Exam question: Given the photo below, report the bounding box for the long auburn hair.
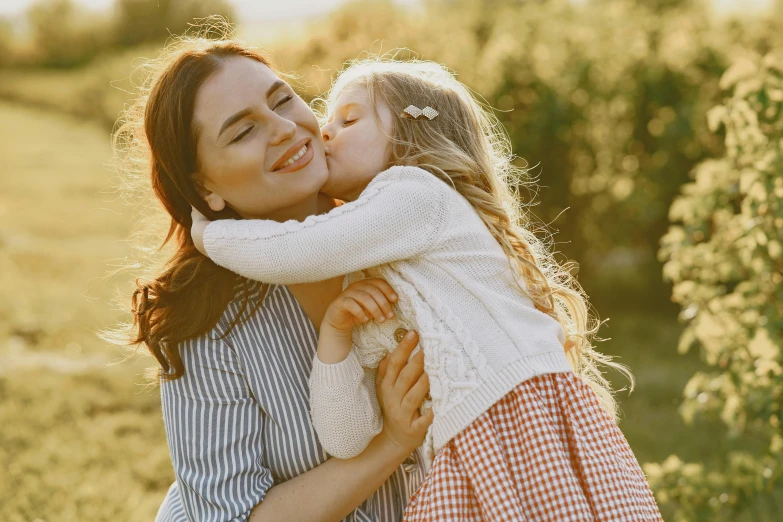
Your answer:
[111,31,271,380]
[322,58,633,420]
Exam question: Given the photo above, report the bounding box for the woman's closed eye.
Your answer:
[343,118,357,126]
[231,126,254,144]
[230,95,294,144]
[274,95,293,110]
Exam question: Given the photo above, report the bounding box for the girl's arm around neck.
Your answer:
[202,166,450,284]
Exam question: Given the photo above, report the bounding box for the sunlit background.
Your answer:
[1,0,781,520]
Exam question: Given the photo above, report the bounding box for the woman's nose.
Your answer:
[269,115,297,145]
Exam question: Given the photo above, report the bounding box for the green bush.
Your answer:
[114,0,235,47]
[650,52,783,521]
[26,0,113,67]
[16,0,235,67]
[274,0,783,305]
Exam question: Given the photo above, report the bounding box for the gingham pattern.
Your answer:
[403,372,663,521]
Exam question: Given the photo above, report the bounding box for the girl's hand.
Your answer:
[191,206,210,256]
[322,279,398,333]
[376,330,433,453]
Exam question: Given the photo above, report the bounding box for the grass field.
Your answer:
[0,101,172,521]
[0,98,767,521]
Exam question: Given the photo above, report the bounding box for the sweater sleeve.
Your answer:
[308,348,383,459]
[202,166,450,284]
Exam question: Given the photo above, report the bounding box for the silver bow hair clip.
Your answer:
[402,105,439,120]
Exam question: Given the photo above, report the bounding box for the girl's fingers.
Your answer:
[342,298,369,323]
[351,290,386,322]
[358,283,396,320]
[365,279,398,304]
[191,206,208,223]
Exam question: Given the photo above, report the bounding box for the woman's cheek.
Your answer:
[239,139,266,168]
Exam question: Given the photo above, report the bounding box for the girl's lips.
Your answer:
[273,139,313,173]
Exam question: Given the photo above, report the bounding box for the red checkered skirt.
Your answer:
[403,372,662,521]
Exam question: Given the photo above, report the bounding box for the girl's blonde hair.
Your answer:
[322,57,633,420]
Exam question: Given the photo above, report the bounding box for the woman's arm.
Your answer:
[163,326,430,522]
[196,166,450,284]
[250,331,432,522]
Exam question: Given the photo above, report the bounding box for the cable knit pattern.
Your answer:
[203,166,574,460]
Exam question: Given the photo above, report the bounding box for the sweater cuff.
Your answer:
[202,220,228,261]
[310,348,364,388]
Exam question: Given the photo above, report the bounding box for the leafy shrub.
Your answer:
[650,51,783,521]
[275,0,783,305]
[26,0,113,67]
[18,0,235,67]
[114,0,235,47]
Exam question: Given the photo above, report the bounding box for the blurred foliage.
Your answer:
[0,45,159,128]
[114,0,235,47]
[649,52,783,520]
[26,0,113,67]
[4,0,783,305]
[273,0,783,307]
[13,0,234,67]
[0,19,13,67]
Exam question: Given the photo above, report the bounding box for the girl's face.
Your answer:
[320,84,394,201]
[193,57,329,221]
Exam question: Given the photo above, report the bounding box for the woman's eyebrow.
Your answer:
[218,108,252,138]
[217,80,287,139]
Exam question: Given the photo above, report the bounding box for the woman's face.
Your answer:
[320,84,394,201]
[193,57,328,221]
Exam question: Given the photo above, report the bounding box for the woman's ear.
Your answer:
[204,192,226,212]
[195,175,226,212]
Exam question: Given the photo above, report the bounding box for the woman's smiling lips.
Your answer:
[271,138,314,173]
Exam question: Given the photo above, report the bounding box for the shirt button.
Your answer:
[394,328,408,343]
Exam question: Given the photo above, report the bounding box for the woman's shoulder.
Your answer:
[179,281,273,354]
[162,283,274,391]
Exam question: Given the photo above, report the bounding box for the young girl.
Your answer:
[192,59,662,521]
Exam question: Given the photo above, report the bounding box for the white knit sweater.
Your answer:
[203,166,573,461]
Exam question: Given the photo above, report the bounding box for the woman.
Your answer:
[117,35,432,521]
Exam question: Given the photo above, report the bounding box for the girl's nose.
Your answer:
[321,123,334,142]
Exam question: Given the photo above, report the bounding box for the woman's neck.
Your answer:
[246,193,336,223]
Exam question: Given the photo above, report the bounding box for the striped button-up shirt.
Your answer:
[155,283,425,522]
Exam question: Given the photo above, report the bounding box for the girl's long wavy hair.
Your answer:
[322,58,633,420]
[110,29,269,381]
